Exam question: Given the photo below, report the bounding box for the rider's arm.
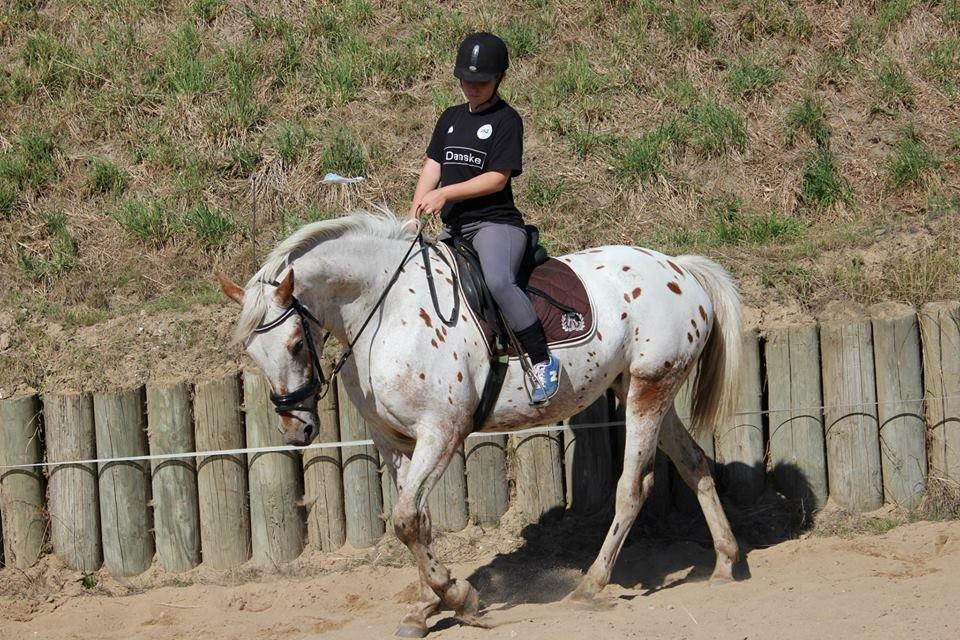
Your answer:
[437,170,509,201]
[409,158,441,219]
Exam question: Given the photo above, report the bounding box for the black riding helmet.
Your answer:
[454,32,509,82]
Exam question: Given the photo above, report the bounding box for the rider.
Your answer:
[408,32,561,405]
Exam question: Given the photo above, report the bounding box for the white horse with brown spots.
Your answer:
[218,211,742,638]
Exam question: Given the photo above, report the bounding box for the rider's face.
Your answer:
[460,78,498,108]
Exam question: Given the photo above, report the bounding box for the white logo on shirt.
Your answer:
[477,124,493,140]
[447,126,454,133]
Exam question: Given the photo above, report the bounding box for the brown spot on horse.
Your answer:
[597,331,603,342]
[457,372,463,382]
[596,265,605,270]
[687,332,693,342]
[419,372,426,380]
[632,287,642,299]
[667,260,684,277]
[699,305,708,321]
[621,312,628,320]
[419,307,433,328]
[431,339,438,349]
[623,293,631,303]
[435,328,445,343]
[667,282,682,294]
[622,265,631,271]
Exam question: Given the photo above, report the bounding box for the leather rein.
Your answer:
[251,229,458,415]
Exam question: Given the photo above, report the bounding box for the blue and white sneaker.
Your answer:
[529,354,561,405]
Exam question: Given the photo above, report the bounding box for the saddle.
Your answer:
[430,226,595,428]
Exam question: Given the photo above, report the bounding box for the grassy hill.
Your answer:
[0,0,958,391]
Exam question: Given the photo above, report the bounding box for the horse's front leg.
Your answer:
[392,429,480,638]
[378,445,441,636]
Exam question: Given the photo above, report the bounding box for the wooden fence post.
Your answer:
[427,445,468,533]
[44,392,102,571]
[564,394,612,515]
[93,388,154,577]
[820,305,883,512]
[146,382,200,572]
[195,375,251,568]
[338,385,384,547]
[302,379,346,551]
[919,301,960,482]
[511,429,564,524]
[465,434,508,526]
[765,324,828,511]
[243,371,305,565]
[871,303,926,507]
[715,329,765,505]
[0,395,45,569]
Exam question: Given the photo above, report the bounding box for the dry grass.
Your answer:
[0,1,958,390]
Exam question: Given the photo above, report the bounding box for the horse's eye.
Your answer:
[291,339,304,354]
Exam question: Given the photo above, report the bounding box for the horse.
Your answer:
[217,210,743,638]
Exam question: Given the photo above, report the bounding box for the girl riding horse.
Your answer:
[408,32,560,405]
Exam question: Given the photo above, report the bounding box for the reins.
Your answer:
[253,226,458,414]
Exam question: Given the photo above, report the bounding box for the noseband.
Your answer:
[251,228,455,416]
[252,294,337,414]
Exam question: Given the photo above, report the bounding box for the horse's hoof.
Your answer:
[566,581,599,605]
[709,572,735,586]
[395,622,429,638]
[453,581,480,618]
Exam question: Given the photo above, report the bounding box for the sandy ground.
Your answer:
[2,518,959,640]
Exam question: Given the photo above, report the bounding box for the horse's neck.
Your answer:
[294,234,407,347]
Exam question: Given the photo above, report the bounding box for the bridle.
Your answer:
[251,226,457,416]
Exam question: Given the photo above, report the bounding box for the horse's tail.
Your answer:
[674,255,743,435]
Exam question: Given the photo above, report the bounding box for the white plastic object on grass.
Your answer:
[322,172,364,184]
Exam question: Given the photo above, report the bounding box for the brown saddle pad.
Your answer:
[441,244,596,357]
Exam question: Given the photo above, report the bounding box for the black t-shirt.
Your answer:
[426,99,524,229]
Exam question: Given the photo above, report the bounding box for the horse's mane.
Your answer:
[233,209,412,343]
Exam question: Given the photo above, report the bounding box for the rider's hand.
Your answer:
[415,188,447,216]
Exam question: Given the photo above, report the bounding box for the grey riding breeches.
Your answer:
[442,222,539,331]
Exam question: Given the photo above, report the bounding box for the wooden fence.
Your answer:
[0,302,958,574]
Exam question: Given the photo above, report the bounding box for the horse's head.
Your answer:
[218,269,320,447]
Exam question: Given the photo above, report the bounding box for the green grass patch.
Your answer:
[523,172,565,206]
[874,57,914,109]
[656,78,701,112]
[726,58,781,99]
[662,6,715,50]
[17,209,78,280]
[159,22,209,95]
[921,38,960,96]
[687,98,747,157]
[613,121,683,183]
[944,0,960,25]
[545,47,609,103]
[111,196,178,246]
[190,0,225,23]
[785,95,830,147]
[320,129,366,177]
[886,126,939,191]
[737,0,812,41]
[0,126,59,204]
[21,30,76,94]
[182,201,235,248]
[800,149,851,210]
[88,159,128,196]
[274,124,315,166]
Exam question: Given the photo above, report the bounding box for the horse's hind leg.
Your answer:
[569,375,666,601]
[658,408,739,583]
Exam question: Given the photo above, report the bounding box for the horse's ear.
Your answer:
[216,272,245,305]
[275,269,295,306]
